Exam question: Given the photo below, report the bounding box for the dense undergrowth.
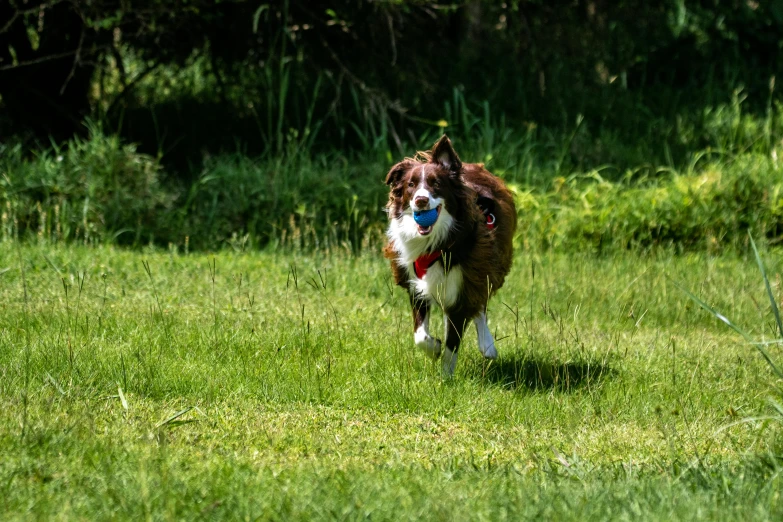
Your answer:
[2,92,783,253]
[519,153,783,253]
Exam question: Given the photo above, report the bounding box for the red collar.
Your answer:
[412,213,496,278]
[413,251,441,278]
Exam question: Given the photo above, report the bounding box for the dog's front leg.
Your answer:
[442,313,469,377]
[411,295,441,359]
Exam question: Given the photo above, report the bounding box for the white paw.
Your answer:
[414,328,442,360]
[474,312,498,359]
[481,342,498,360]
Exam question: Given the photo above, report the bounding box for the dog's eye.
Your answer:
[408,181,415,188]
[432,180,440,189]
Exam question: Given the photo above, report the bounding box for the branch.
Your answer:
[0,11,20,34]
[110,41,128,89]
[386,13,397,66]
[60,23,85,94]
[105,58,163,117]
[0,49,77,71]
[0,0,69,34]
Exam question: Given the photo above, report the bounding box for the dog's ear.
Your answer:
[385,160,412,186]
[430,135,462,175]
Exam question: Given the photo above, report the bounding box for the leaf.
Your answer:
[8,45,18,67]
[26,25,40,51]
[252,4,269,34]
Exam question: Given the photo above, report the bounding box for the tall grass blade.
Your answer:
[45,372,66,396]
[671,279,783,380]
[753,340,783,346]
[769,399,783,419]
[43,254,63,276]
[749,233,783,339]
[117,386,129,411]
[671,279,753,342]
[155,406,203,429]
[252,5,269,34]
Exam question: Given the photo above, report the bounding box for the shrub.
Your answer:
[0,124,171,244]
[518,153,783,252]
[3,124,783,254]
[179,154,388,252]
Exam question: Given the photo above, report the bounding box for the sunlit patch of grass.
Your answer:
[0,243,781,519]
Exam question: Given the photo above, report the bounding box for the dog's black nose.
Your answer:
[414,196,429,209]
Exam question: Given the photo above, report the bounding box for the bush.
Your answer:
[0,124,171,244]
[180,154,388,252]
[518,153,783,253]
[3,122,783,254]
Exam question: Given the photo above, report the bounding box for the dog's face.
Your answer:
[385,136,463,245]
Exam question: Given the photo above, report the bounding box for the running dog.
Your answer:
[383,135,516,376]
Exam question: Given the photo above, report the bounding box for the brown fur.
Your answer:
[383,135,516,356]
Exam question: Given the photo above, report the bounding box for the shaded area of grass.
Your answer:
[472,356,615,392]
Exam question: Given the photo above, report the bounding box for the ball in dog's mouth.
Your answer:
[413,206,441,236]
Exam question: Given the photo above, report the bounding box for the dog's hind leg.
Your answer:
[412,296,441,359]
[474,311,498,359]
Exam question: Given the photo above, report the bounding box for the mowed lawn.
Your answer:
[1,243,781,520]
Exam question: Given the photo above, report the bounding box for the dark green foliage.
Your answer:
[2,0,782,252]
[180,154,387,251]
[2,1,781,170]
[0,126,389,250]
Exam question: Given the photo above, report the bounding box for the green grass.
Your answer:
[1,242,782,520]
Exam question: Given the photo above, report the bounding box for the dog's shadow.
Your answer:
[468,355,615,392]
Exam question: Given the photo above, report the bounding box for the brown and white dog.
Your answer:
[383,135,516,376]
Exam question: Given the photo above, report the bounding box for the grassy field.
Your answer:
[1,243,782,520]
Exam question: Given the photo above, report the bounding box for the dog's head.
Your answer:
[385,135,465,240]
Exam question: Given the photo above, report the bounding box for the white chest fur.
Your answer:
[410,262,463,310]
